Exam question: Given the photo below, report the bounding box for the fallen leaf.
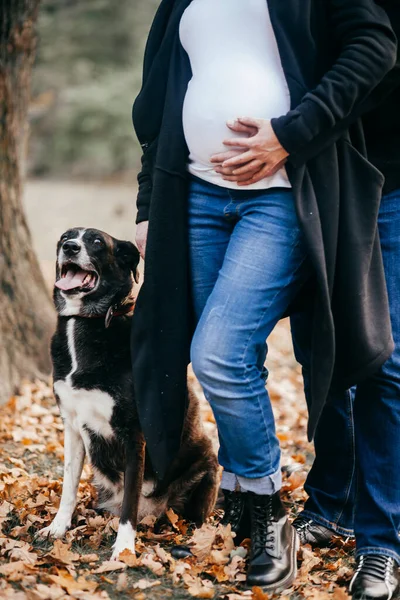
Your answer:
[116,572,128,591]
[190,524,217,562]
[25,584,65,600]
[205,563,229,583]
[223,555,246,583]
[166,508,179,529]
[186,576,215,598]
[46,572,98,595]
[93,561,127,573]
[139,514,156,527]
[0,560,27,575]
[298,546,322,579]
[79,553,99,563]
[333,588,350,600]
[154,543,173,565]
[140,553,165,575]
[210,549,230,566]
[47,539,80,565]
[118,549,138,567]
[171,560,192,585]
[133,579,161,590]
[252,587,269,600]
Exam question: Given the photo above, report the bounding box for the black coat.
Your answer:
[131,0,397,481]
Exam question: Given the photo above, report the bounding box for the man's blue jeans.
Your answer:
[188,176,310,494]
[291,188,400,563]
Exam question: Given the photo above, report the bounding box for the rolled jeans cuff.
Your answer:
[221,468,282,495]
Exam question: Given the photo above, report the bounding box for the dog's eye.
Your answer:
[94,238,103,246]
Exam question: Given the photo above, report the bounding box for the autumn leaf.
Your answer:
[224,555,246,583]
[210,549,230,566]
[0,560,28,576]
[116,572,128,591]
[46,571,98,594]
[47,539,80,565]
[27,584,66,599]
[171,560,192,585]
[0,325,357,599]
[298,546,323,579]
[118,548,138,567]
[205,563,229,583]
[79,553,99,564]
[166,507,179,529]
[190,524,217,562]
[333,587,351,600]
[154,543,174,565]
[93,560,127,573]
[252,588,270,600]
[139,514,156,527]
[133,579,161,590]
[140,552,166,575]
[185,575,215,598]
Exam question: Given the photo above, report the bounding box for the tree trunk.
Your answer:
[0,0,55,403]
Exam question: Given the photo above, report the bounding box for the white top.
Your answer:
[179,0,292,190]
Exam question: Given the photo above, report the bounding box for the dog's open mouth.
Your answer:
[55,264,99,294]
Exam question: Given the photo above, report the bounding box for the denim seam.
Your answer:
[240,235,309,376]
[356,547,400,565]
[244,355,274,473]
[238,238,309,479]
[301,509,355,537]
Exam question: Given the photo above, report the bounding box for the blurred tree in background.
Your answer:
[0,0,158,403]
[29,0,159,180]
[0,0,55,404]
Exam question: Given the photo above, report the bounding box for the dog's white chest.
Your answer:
[54,319,115,439]
[54,380,115,439]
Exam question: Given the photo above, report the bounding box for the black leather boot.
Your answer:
[246,492,299,591]
[349,555,399,600]
[293,515,335,547]
[220,490,251,544]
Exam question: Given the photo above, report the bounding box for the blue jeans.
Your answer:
[188,176,310,494]
[291,188,400,563]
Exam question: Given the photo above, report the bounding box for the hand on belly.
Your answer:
[210,117,289,187]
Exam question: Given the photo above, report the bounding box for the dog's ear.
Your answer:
[116,241,140,284]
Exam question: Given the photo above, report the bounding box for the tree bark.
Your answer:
[0,0,55,403]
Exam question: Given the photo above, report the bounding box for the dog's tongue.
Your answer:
[55,268,87,291]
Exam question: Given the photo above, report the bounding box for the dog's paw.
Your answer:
[36,519,70,540]
[111,522,136,561]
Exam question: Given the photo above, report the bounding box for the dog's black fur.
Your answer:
[38,228,219,559]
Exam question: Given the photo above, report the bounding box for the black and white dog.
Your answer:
[37,228,219,559]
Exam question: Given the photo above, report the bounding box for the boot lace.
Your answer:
[351,555,396,595]
[221,492,243,529]
[294,516,315,542]
[252,497,276,557]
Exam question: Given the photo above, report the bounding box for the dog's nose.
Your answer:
[63,240,81,256]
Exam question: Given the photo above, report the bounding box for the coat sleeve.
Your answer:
[271,0,397,166]
[133,0,176,224]
[136,146,153,224]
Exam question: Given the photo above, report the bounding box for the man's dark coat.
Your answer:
[131,0,397,481]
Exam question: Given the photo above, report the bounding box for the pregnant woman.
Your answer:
[131,0,396,591]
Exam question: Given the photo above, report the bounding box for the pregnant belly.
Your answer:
[182,70,290,165]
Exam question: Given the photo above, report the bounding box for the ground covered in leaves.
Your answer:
[0,322,355,599]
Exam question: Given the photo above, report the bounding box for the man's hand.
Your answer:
[136,221,149,260]
[211,117,289,186]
